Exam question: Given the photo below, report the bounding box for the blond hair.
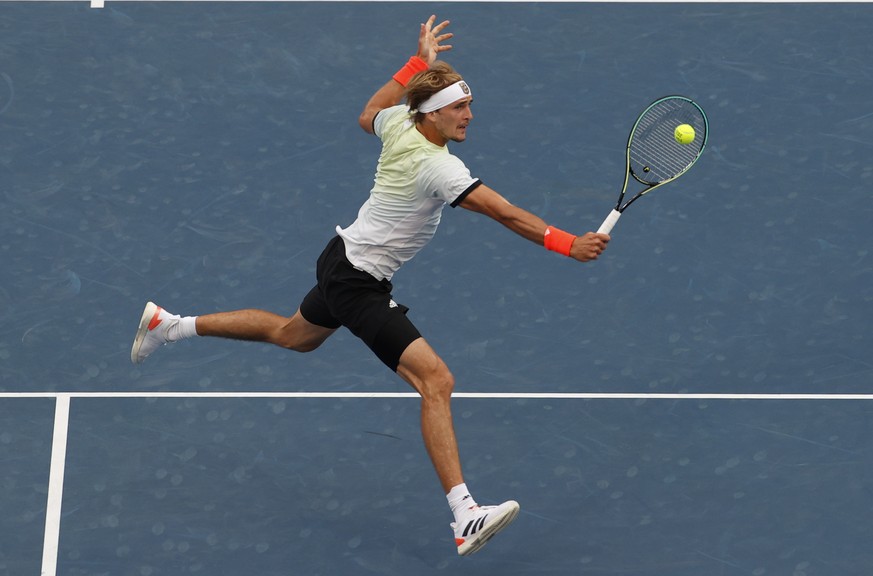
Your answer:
[406,61,463,123]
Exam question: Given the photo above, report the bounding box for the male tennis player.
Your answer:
[131,15,609,556]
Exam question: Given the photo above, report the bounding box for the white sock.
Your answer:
[166,315,198,341]
[179,316,199,338]
[447,483,478,522]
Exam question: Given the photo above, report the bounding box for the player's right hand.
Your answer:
[570,232,610,262]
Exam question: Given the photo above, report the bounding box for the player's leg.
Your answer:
[131,284,339,364]
[394,336,519,556]
[395,337,463,492]
[133,237,346,364]
[196,308,336,352]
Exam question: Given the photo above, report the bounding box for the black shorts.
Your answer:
[299,236,421,371]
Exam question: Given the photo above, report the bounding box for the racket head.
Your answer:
[627,95,708,186]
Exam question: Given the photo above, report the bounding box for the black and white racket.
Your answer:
[597,95,708,235]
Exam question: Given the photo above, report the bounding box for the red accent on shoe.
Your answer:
[455,538,465,547]
[146,307,163,331]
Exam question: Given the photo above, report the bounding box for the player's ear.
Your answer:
[418,110,436,126]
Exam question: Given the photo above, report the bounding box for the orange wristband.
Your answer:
[392,56,429,87]
[544,226,577,256]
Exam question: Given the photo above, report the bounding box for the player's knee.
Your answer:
[274,315,333,353]
[272,330,325,353]
[287,340,321,353]
[422,368,455,402]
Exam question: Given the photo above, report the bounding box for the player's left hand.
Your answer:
[417,14,453,65]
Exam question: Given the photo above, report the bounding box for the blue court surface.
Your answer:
[1,2,872,575]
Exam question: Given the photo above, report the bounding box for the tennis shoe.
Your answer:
[451,500,520,556]
[130,302,179,364]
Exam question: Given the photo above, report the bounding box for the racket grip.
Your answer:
[597,209,621,235]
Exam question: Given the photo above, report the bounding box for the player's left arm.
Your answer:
[358,15,453,134]
[459,184,609,262]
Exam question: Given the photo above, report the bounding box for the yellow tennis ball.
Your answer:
[674,124,695,145]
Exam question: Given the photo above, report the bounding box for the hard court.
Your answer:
[1,2,872,575]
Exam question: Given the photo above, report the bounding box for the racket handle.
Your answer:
[597,209,621,235]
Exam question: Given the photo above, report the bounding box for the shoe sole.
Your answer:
[130,301,159,364]
[458,501,520,556]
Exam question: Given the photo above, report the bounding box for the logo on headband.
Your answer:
[417,80,474,113]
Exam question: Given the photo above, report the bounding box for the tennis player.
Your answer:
[131,15,609,556]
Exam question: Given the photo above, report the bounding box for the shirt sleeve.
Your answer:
[417,154,483,207]
[374,105,410,140]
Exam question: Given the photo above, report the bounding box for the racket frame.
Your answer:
[597,95,708,235]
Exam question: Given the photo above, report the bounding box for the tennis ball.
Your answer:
[674,124,695,145]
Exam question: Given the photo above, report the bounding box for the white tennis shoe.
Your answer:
[130,302,179,364]
[452,500,520,556]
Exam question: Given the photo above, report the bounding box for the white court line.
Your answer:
[70,0,873,5]
[41,394,70,576]
[4,392,873,400]
[12,390,869,576]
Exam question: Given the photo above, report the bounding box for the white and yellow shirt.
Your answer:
[336,105,481,281]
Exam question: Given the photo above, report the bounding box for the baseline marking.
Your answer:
[10,390,868,576]
[3,392,873,400]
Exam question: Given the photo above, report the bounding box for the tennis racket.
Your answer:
[597,95,708,235]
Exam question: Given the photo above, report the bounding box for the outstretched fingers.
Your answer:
[432,17,453,47]
[418,15,453,62]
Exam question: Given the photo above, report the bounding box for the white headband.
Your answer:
[417,80,473,113]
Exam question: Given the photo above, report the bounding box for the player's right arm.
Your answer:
[358,15,453,135]
[459,184,609,262]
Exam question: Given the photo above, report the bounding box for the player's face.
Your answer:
[432,97,473,143]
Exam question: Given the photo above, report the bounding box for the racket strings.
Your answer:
[629,99,706,184]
